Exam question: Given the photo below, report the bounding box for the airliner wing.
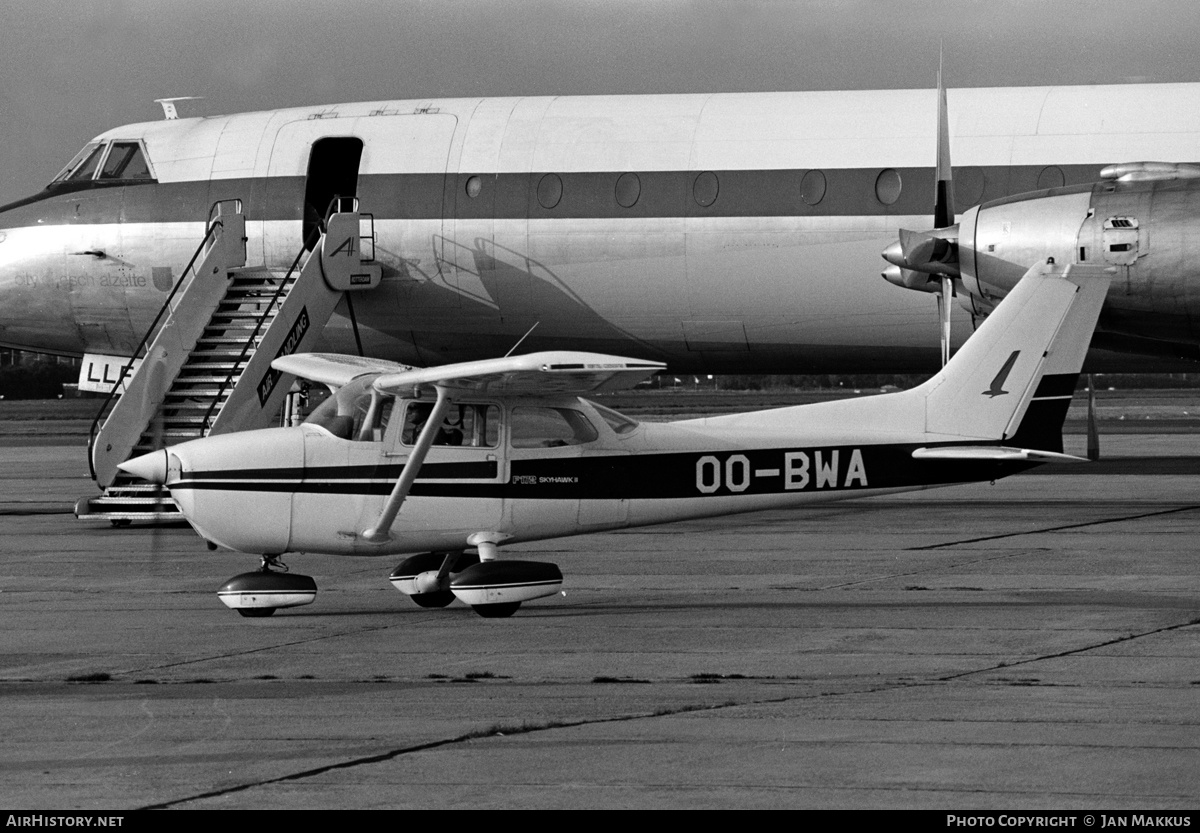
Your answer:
[373,351,665,397]
[271,353,414,388]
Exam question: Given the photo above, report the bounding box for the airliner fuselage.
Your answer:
[3,85,1200,372]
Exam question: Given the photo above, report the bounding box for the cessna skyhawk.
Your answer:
[121,259,1110,618]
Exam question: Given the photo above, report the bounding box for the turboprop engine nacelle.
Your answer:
[957,171,1200,354]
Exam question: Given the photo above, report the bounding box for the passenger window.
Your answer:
[511,407,598,448]
[402,403,500,447]
[98,142,152,180]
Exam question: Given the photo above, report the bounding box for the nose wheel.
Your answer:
[218,555,317,617]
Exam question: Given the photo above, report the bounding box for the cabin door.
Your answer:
[303,137,363,250]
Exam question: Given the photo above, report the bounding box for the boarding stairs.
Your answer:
[76,199,381,523]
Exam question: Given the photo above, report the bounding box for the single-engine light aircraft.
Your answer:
[121,259,1110,618]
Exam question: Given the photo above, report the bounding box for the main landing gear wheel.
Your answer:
[389,551,480,608]
[410,590,455,608]
[451,560,563,618]
[471,602,521,618]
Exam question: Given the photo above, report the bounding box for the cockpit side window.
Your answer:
[402,402,500,448]
[511,406,599,448]
[98,142,152,180]
[64,145,106,181]
[53,143,103,182]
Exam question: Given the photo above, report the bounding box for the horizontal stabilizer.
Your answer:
[272,353,414,388]
[912,446,1087,463]
[373,351,665,397]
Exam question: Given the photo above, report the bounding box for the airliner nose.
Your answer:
[118,449,168,484]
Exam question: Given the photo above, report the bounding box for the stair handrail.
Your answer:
[199,242,309,435]
[324,195,375,260]
[86,199,240,480]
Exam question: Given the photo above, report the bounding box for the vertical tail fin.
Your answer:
[919,260,1111,449]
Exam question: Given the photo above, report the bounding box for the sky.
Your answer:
[3,0,1200,205]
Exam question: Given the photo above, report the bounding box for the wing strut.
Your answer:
[361,386,452,543]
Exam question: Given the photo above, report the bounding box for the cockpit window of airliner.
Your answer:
[98,142,152,180]
[50,140,154,187]
[55,144,105,182]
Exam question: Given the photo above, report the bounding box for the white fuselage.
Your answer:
[163,393,1019,557]
[3,85,1200,371]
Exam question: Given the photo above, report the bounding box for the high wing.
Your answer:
[352,351,663,545]
[371,351,665,397]
[272,353,414,388]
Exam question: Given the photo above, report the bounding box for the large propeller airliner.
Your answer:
[3,82,1200,382]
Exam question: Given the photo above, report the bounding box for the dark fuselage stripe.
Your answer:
[1,165,1110,228]
[172,442,1035,500]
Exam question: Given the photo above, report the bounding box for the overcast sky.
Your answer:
[3,0,1199,205]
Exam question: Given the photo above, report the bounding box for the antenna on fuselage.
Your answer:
[154,97,204,120]
[504,322,540,357]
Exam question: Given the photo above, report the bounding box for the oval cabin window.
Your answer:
[537,173,563,209]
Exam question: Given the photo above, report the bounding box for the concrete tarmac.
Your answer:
[1,433,1198,809]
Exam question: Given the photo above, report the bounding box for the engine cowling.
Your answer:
[957,177,1200,356]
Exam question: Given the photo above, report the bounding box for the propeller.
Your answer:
[881,56,961,366]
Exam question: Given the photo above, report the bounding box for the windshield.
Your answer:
[51,140,154,186]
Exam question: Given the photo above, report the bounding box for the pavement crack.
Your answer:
[938,618,1200,681]
[908,505,1200,550]
[126,624,400,675]
[135,702,729,810]
[133,680,927,810]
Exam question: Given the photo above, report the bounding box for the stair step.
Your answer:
[160,401,225,412]
[160,409,225,420]
[169,377,234,386]
[197,335,263,344]
[188,348,246,357]
[204,322,260,333]
[157,414,211,425]
[180,363,239,372]
[211,313,274,323]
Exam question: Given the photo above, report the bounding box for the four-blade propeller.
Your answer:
[880,58,961,366]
